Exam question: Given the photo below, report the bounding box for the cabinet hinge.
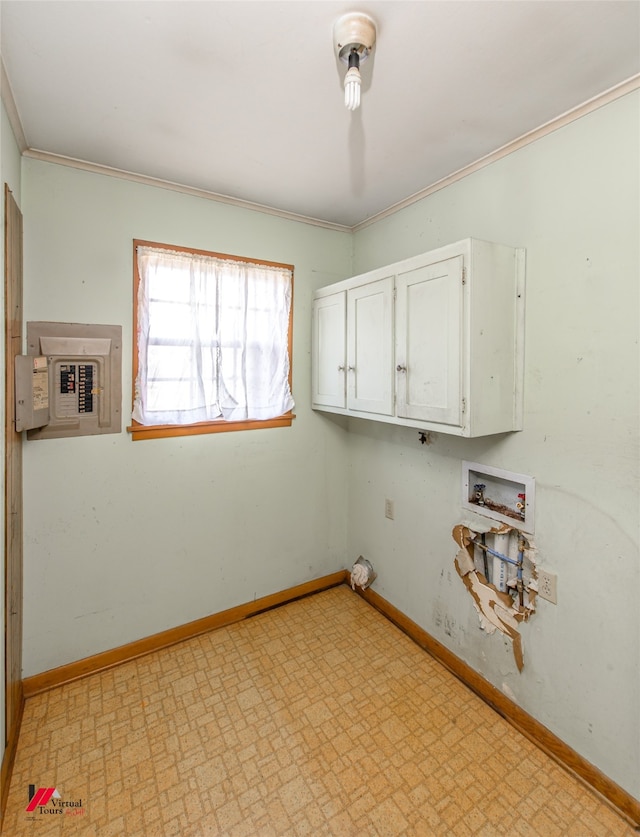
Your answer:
[462,267,466,285]
[393,287,397,300]
[462,398,467,414]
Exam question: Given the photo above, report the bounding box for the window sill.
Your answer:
[127,413,295,441]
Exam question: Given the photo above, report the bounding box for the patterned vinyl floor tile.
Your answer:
[2,586,635,836]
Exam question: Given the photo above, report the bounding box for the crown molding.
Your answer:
[21,148,351,233]
[352,73,640,232]
[8,73,639,233]
[1,57,27,152]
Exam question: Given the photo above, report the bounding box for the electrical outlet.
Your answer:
[538,570,557,604]
[384,498,395,520]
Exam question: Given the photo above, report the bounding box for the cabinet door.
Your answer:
[312,291,346,408]
[347,276,394,415]
[395,256,463,425]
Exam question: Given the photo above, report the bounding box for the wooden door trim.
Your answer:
[2,183,24,821]
[0,687,23,819]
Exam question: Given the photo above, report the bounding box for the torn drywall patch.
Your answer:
[453,523,538,671]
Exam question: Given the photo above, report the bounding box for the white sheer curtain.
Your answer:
[133,246,294,426]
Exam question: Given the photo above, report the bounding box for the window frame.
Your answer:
[128,239,295,441]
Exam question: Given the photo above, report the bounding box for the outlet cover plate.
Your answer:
[538,569,558,604]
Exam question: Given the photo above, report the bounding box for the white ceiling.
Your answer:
[1,1,639,228]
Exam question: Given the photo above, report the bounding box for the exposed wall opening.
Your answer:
[453,523,538,671]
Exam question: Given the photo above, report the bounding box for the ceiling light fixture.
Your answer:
[333,12,376,111]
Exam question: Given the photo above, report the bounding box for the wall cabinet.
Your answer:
[311,291,346,409]
[346,276,394,416]
[311,238,525,438]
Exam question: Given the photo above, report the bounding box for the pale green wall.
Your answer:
[21,160,352,676]
[10,89,640,802]
[1,97,22,758]
[349,91,640,796]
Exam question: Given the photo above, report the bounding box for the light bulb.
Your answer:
[344,66,361,110]
[334,14,376,111]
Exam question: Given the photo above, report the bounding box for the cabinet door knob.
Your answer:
[338,365,345,371]
[348,366,356,372]
[396,364,407,372]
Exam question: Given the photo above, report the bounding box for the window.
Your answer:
[129,240,295,440]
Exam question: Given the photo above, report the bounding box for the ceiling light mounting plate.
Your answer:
[334,12,376,63]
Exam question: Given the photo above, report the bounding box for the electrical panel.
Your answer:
[21,322,122,440]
